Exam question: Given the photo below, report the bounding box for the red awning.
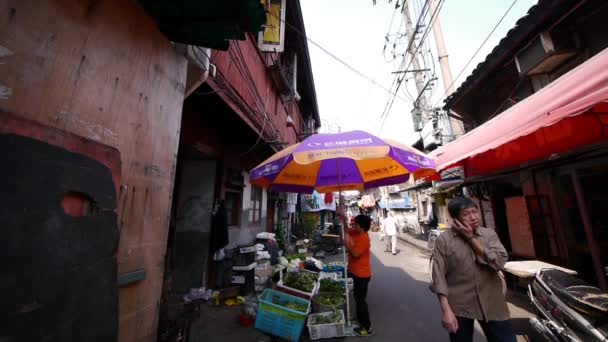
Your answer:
[431,47,608,177]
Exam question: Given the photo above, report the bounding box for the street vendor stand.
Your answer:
[249,131,435,337]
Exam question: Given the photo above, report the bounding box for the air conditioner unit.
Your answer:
[515,31,577,76]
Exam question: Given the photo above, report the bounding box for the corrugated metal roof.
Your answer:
[443,0,579,110]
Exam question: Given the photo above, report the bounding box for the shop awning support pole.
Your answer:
[337,158,351,327]
[571,171,607,291]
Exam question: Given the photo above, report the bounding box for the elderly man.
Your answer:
[430,197,515,342]
[382,211,399,255]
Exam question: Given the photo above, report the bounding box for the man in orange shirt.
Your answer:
[344,214,372,336]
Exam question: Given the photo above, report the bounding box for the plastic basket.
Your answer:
[255,289,310,342]
[276,280,320,300]
[232,269,254,294]
[321,264,345,277]
[318,272,339,280]
[233,250,256,266]
[239,245,258,254]
[311,293,346,314]
[307,310,345,340]
[255,262,274,278]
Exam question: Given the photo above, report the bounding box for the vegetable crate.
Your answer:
[276,279,320,300]
[318,272,339,280]
[311,293,346,314]
[322,264,345,278]
[307,310,346,340]
[255,289,310,342]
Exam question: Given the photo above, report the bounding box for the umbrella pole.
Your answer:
[337,159,351,328]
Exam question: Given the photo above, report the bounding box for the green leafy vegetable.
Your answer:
[286,254,306,262]
[310,311,343,325]
[283,271,318,293]
[319,279,344,294]
[313,293,345,307]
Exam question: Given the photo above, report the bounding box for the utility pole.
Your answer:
[429,0,464,137]
[403,0,431,126]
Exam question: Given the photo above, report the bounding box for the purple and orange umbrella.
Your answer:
[250,130,435,193]
[250,130,435,326]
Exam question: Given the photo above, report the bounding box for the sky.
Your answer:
[300,0,537,144]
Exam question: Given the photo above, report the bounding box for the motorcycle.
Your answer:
[528,268,608,341]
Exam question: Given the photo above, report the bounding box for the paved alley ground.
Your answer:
[360,231,540,342]
[363,231,469,341]
[191,232,541,342]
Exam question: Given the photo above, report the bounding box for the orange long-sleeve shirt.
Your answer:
[347,230,372,278]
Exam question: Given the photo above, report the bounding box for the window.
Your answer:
[225,191,241,227]
[249,185,263,224]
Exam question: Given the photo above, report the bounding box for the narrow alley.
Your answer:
[3,1,608,341]
[362,231,450,341]
[190,231,542,342]
[364,232,541,342]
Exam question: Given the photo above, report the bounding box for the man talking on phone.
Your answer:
[430,197,515,342]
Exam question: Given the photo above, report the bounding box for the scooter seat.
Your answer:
[541,269,608,318]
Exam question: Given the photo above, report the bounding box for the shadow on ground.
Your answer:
[187,232,543,342]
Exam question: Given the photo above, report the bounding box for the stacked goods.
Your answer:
[254,262,272,292]
[232,247,257,295]
[233,245,256,266]
[313,279,346,313]
[231,268,255,295]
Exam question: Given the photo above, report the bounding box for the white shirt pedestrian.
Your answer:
[382,212,399,255]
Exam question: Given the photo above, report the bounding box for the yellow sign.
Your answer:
[258,0,285,52]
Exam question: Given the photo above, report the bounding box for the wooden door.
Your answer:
[505,196,536,258]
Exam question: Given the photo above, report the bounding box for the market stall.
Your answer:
[247,130,436,340]
[253,255,352,341]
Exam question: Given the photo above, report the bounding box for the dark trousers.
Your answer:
[351,275,371,330]
[449,317,516,342]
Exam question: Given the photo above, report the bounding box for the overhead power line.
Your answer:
[378,0,444,132]
[433,0,520,107]
[267,11,412,104]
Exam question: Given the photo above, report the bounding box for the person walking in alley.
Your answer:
[344,214,373,337]
[382,211,399,255]
[430,197,515,342]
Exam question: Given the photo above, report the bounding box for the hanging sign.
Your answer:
[258,0,286,52]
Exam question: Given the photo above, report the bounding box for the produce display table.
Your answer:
[254,264,355,341]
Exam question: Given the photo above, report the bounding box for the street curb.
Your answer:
[397,234,431,255]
